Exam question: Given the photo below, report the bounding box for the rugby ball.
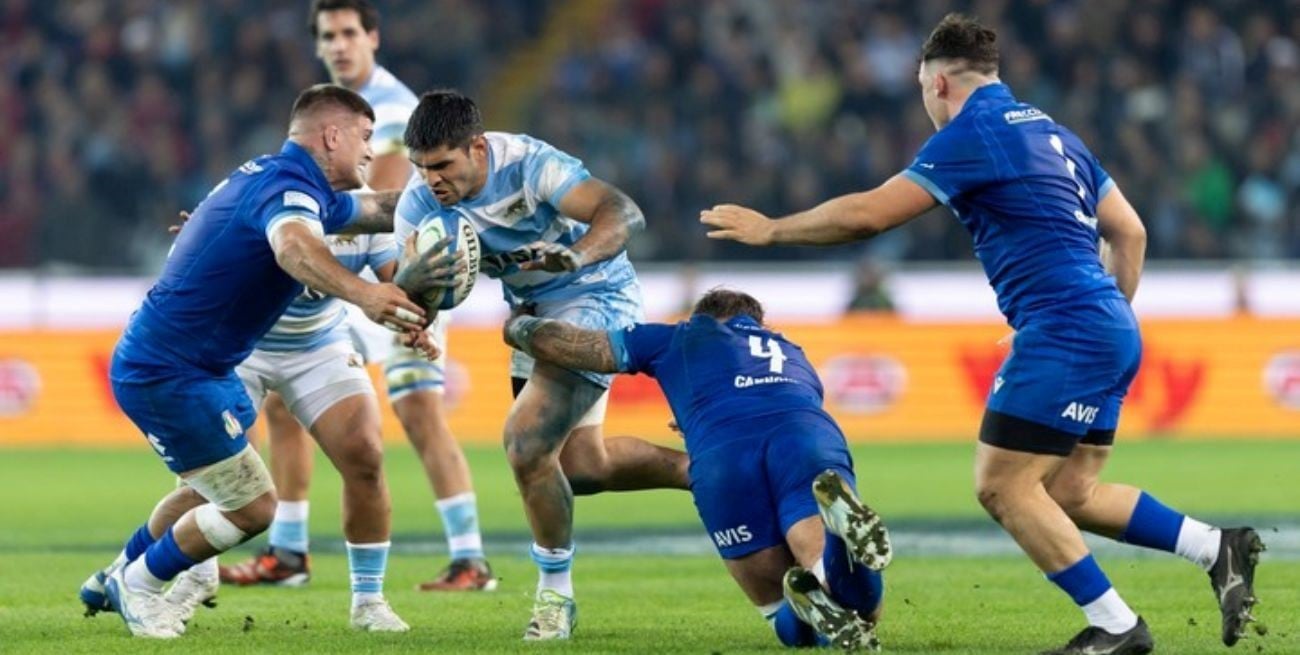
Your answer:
[414,213,480,311]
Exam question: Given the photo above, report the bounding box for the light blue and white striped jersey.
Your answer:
[395,132,638,304]
[255,233,397,352]
[356,65,418,156]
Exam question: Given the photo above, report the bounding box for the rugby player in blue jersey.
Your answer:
[78,84,454,639]
[702,14,1263,655]
[503,288,892,650]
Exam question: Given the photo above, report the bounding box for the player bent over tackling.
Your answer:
[505,288,891,650]
[77,84,453,639]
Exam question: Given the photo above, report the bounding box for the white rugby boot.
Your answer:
[813,470,893,570]
[783,566,880,652]
[165,565,219,623]
[104,567,185,639]
[350,598,411,632]
[523,589,577,640]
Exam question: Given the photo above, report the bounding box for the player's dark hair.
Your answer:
[309,0,379,37]
[405,90,484,152]
[920,13,999,75]
[290,83,375,123]
[693,288,765,324]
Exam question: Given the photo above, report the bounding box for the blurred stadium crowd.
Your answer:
[4,0,1299,270]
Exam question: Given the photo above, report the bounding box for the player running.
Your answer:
[504,288,892,650]
[219,0,497,592]
[396,90,689,639]
[78,85,452,639]
[701,14,1264,655]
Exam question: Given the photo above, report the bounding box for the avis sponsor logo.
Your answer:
[1263,350,1300,410]
[713,525,753,547]
[0,358,40,417]
[823,354,907,414]
[1060,401,1100,424]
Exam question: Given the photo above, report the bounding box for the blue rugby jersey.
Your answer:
[902,83,1127,328]
[609,314,841,454]
[112,141,358,381]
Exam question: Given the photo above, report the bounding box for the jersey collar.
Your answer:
[725,314,762,330]
[280,140,333,192]
[966,82,1014,107]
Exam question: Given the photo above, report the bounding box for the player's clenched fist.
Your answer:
[361,282,427,332]
[699,204,776,246]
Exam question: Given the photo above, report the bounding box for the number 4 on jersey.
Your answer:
[749,336,787,374]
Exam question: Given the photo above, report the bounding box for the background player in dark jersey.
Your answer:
[504,288,891,650]
[701,14,1264,655]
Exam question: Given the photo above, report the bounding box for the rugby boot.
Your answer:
[218,546,310,587]
[813,470,892,570]
[523,589,577,640]
[165,566,219,623]
[1039,617,1154,655]
[783,566,880,651]
[1210,527,1265,646]
[418,557,499,591]
[350,598,410,632]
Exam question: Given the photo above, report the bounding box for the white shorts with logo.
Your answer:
[236,340,375,429]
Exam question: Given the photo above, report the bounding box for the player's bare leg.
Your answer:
[395,389,496,591]
[220,393,314,587]
[559,425,689,495]
[1047,444,1265,646]
[975,442,1152,654]
[504,361,603,640]
[309,391,407,632]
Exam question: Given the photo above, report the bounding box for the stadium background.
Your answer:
[2,1,1299,653]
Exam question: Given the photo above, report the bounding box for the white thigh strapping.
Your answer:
[183,445,273,511]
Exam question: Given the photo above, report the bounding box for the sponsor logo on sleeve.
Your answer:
[283,190,321,215]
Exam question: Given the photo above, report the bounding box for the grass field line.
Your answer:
[10,521,1299,560]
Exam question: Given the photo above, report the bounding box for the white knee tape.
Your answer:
[184,445,274,511]
[194,503,247,551]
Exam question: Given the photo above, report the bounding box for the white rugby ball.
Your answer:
[414,213,480,311]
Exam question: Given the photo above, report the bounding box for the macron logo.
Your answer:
[1004,108,1051,124]
[1060,402,1100,424]
[918,162,936,169]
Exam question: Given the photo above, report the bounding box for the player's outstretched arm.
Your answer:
[1095,185,1146,303]
[336,189,403,235]
[700,174,936,246]
[503,315,620,374]
[521,178,645,272]
[270,220,427,332]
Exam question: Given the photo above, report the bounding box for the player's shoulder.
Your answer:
[362,65,418,106]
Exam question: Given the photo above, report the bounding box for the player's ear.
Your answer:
[322,124,341,151]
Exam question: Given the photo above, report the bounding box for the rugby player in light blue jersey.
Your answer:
[219,0,497,595]
[504,288,893,650]
[395,90,689,640]
[702,14,1263,655]
[77,85,451,639]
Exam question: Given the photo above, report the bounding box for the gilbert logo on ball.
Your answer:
[416,213,481,311]
[822,354,907,415]
[0,358,41,417]
[1263,350,1300,410]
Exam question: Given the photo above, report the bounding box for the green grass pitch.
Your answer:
[1,440,1297,653]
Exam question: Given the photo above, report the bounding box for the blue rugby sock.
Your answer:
[770,601,820,647]
[125,527,196,592]
[822,532,884,617]
[347,541,390,606]
[123,524,156,562]
[1047,554,1138,634]
[268,500,310,554]
[1120,492,1184,552]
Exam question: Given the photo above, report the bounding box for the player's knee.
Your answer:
[974,480,1008,521]
[232,491,278,534]
[1046,476,1095,517]
[338,435,385,486]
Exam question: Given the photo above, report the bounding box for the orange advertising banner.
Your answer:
[1,317,1298,446]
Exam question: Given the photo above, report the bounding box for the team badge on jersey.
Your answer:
[222,410,242,438]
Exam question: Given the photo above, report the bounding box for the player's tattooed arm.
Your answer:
[503,316,620,373]
[337,189,402,235]
[522,178,645,272]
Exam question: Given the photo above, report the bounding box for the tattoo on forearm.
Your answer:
[338,190,400,234]
[532,322,618,373]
